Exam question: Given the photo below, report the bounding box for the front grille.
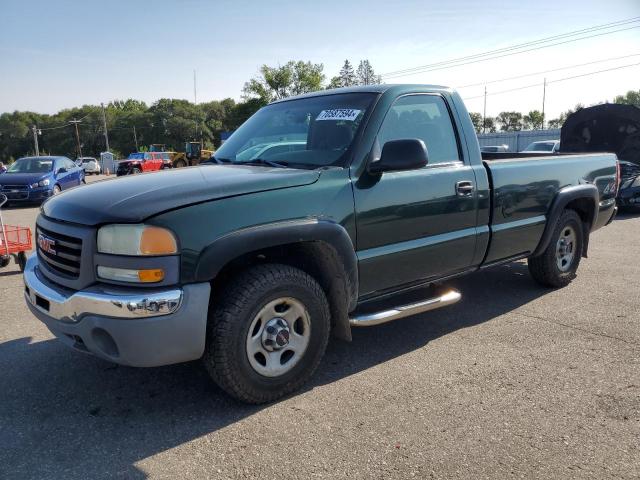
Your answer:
[620,162,640,184]
[36,225,83,278]
[1,184,29,200]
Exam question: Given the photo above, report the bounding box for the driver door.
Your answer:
[354,94,479,296]
[54,159,73,189]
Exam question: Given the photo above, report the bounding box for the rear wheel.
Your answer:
[16,252,27,272]
[528,209,583,288]
[203,264,330,404]
[174,160,187,168]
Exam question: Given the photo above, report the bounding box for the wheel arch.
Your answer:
[194,219,358,341]
[532,184,598,258]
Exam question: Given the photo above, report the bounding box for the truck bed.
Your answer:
[480,152,618,265]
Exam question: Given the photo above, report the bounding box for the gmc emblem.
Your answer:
[38,233,57,256]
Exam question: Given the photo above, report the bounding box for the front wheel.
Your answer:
[52,185,61,195]
[132,167,141,175]
[528,209,583,288]
[203,264,331,404]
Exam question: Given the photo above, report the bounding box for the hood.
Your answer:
[42,164,321,226]
[560,103,640,165]
[0,172,49,185]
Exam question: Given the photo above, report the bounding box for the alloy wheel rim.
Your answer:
[246,297,311,378]
[556,225,577,272]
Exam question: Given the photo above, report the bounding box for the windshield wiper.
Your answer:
[203,156,232,165]
[242,158,288,168]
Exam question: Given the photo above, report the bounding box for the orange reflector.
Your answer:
[137,269,165,283]
[140,227,177,255]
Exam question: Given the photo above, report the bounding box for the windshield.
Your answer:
[6,157,53,173]
[128,153,144,160]
[524,141,555,152]
[213,92,377,168]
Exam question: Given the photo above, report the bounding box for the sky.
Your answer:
[0,0,639,119]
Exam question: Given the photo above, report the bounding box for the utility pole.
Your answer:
[31,125,40,156]
[193,69,197,105]
[133,125,139,151]
[101,103,110,151]
[541,77,547,130]
[193,69,199,139]
[69,119,83,159]
[482,86,487,134]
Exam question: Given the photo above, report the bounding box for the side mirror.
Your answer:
[56,167,67,175]
[368,139,428,174]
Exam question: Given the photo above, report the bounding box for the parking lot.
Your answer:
[0,176,638,479]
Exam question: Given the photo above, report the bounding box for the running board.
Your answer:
[349,289,461,327]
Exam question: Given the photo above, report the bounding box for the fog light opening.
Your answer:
[91,328,119,358]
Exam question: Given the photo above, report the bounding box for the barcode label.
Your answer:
[316,109,361,121]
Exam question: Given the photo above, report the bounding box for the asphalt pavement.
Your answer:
[0,175,638,479]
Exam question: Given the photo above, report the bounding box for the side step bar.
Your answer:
[349,289,461,327]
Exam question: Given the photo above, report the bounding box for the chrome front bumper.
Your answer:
[23,254,183,322]
[23,254,211,367]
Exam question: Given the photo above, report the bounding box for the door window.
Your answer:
[378,95,460,164]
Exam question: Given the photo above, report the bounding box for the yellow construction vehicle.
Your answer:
[172,141,214,168]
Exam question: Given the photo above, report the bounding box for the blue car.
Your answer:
[0,156,85,204]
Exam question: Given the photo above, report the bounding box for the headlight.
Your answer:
[97,224,178,255]
[30,179,50,188]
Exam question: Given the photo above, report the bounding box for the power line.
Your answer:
[382,16,639,77]
[382,19,640,78]
[456,53,640,89]
[462,62,640,100]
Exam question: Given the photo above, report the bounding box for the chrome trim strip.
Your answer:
[349,289,461,327]
[491,215,546,233]
[23,254,182,323]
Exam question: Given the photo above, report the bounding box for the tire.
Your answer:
[203,264,331,404]
[132,168,141,175]
[16,252,27,272]
[0,256,10,268]
[174,160,187,168]
[52,185,61,195]
[528,209,583,288]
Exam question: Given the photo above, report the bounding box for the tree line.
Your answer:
[0,56,637,162]
[469,89,639,134]
[0,58,382,163]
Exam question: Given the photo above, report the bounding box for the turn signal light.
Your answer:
[140,227,178,255]
[137,269,165,283]
[97,266,165,283]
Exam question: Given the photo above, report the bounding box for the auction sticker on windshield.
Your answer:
[316,109,361,121]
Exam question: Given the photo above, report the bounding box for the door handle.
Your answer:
[456,180,475,196]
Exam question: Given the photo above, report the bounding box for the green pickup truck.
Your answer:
[24,85,619,403]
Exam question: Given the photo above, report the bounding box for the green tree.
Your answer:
[523,110,544,130]
[243,60,325,102]
[497,111,524,131]
[469,112,497,134]
[547,103,584,129]
[613,89,640,106]
[469,112,483,133]
[339,60,357,87]
[356,59,381,85]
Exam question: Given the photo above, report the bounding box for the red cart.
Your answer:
[0,194,33,271]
